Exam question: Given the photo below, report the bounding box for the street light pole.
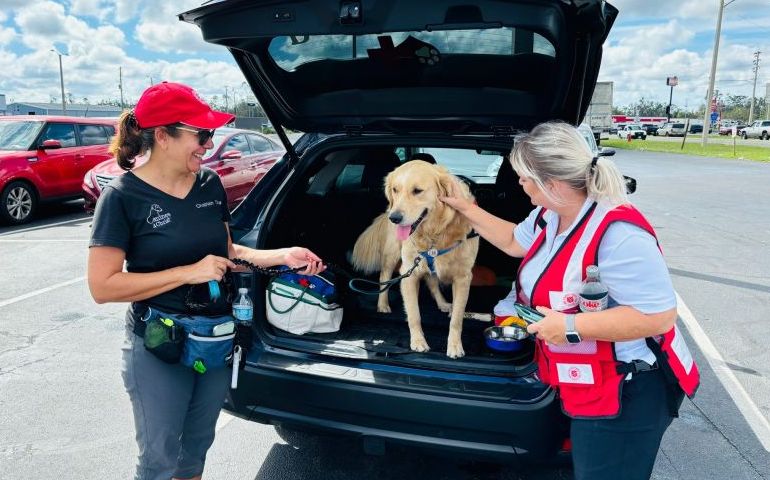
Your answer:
[118,66,125,110]
[701,0,736,146]
[50,48,67,114]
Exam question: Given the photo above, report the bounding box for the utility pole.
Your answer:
[702,0,737,146]
[748,50,761,123]
[119,67,125,110]
[50,48,67,114]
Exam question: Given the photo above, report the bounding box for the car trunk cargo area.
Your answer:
[253,143,536,373]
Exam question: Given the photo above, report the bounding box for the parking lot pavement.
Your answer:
[1,149,770,479]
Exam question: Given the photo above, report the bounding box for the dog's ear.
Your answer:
[436,168,457,199]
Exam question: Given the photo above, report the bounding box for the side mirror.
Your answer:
[623,175,637,194]
[40,139,62,150]
[598,147,615,157]
[220,150,242,160]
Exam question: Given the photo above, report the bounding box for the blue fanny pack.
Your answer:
[137,305,235,374]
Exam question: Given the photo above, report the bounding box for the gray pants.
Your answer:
[121,325,231,480]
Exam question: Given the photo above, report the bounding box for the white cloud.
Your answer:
[0,11,7,23]
[103,0,141,24]
[610,0,770,22]
[0,26,17,46]
[3,0,43,7]
[599,2,770,109]
[0,0,246,106]
[135,1,221,54]
[70,0,103,16]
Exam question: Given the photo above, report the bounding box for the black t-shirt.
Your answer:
[89,168,231,313]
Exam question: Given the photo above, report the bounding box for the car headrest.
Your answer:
[360,148,401,191]
[409,152,437,164]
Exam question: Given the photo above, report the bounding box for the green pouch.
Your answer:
[143,315,186,364]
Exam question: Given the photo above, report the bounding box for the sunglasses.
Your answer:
[175,125,216,146]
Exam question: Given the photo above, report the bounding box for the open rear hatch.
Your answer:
[180,0,617,145]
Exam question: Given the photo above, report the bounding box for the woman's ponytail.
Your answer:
[585,155,628,206]
[110,110,149,171]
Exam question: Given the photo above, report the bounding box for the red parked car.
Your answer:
[82,127,284,213]
[0,115,117,224]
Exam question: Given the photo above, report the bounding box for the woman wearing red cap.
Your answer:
[87,82,325,480]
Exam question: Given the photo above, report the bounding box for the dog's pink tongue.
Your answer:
[396,225,411,241]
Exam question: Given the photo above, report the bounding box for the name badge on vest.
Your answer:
[556,363,596,384]
[549,291,579,312]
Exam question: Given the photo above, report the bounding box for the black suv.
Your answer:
[182,0,617,463]
[642,123,660,136]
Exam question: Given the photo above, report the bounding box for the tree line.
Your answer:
[613,95,767,122]
[57,96,267,118]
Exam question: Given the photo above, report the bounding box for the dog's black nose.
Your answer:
[388,211,403,224]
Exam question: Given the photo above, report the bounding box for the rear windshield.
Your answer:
[0,120,44,151]
[268,28,555,72]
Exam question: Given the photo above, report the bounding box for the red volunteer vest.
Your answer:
[517,203,700,419]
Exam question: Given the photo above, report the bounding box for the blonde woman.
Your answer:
[441,121,699,480]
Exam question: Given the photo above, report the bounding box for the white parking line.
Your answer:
[676,292,770,452]
[0,216,89,237]
[215,411,236,432]
[0,276,86,308]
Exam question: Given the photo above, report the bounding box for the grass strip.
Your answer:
[602,138,770,162]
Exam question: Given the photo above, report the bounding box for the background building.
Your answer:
[6,102,122,117]
[586,81,613,130]
[0,94,6,115]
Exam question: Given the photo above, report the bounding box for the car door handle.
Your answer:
[75,154,85,160]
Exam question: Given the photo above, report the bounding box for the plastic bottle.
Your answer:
[579,265,608,312]
[232,287,253,324]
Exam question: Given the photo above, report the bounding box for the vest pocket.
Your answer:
[555,360,624,418]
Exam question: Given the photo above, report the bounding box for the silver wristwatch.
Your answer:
[565,314,582,344]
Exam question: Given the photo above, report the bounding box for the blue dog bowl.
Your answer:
[484,325,530,352]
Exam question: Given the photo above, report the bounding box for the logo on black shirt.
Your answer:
[146,203,172,229]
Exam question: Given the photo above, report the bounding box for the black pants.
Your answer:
[570,368,675,480]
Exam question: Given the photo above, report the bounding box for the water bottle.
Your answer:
[232,287,253,325]
[579,265,608,312]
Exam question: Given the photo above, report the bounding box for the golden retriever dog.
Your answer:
[351,160,479,358]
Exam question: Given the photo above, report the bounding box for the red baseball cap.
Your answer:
[134,81,235,129]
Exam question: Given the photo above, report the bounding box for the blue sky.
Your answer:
[0,0,768,113]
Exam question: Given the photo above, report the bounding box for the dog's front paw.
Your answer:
[437,301,452,313]
[377,303,392,314]
[446,336,465,359]
[410,336,430,353]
